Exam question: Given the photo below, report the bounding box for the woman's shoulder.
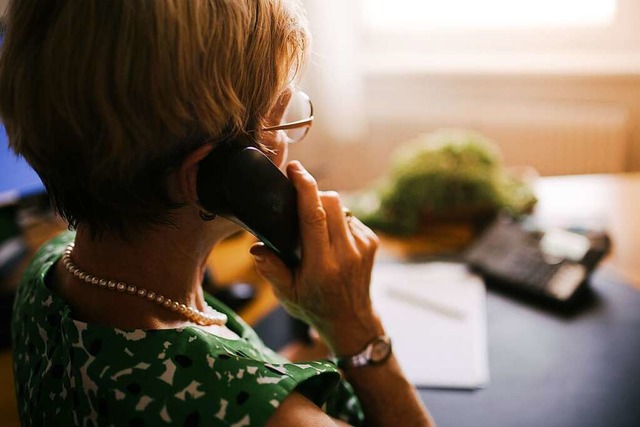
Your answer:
[20,230,74,286]
[15,294,345,426]
[62,320,343,425]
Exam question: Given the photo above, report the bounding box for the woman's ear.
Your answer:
[177,144,214,204]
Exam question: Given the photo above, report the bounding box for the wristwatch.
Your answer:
[336,336,392,369]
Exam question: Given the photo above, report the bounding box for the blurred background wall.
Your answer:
[292,0,640,190]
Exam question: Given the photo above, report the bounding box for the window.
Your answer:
[359,0,637,75]
[363,0,617,32]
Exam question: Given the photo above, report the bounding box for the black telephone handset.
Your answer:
[196,136,300,267]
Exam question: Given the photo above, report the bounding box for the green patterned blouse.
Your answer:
[11,232,364,426]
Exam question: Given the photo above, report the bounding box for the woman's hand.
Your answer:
[249,161,383,356]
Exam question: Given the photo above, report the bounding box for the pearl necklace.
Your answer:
[61,244,227,326]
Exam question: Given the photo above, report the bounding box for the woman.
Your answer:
[1,1,433,426]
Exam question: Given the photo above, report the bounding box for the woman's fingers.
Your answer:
[347,217,380,259]
[287,161,331,265]
[250,243,293,293]
[319,191,355,250]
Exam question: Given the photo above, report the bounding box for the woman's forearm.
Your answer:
[342,355,434,427]
[321,317,434,427]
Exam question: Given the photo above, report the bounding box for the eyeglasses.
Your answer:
[260,89,314,144]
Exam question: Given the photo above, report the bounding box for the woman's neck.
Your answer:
[53,214,238,329]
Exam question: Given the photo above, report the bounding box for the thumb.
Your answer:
[249,243,293,291]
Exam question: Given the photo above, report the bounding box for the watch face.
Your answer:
[370,338,391,364]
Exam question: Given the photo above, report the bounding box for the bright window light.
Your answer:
[364,0,617,31]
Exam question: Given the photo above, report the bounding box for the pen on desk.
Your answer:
[387,287,466,320]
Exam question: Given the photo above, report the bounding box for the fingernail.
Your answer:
[250,243,265,255]
[250,249,265,261]
[250,246,266,263]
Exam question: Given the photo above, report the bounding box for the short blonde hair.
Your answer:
[0,0,309,236]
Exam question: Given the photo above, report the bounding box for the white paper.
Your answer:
[371,262,489,389]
